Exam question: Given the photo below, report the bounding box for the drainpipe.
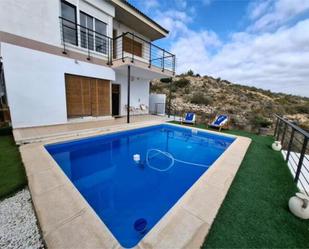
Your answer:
[127,65,130,123]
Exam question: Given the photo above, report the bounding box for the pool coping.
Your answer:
[19,121,251,249]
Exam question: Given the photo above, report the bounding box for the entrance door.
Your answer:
[112,84,120,116]
[65,74,110,118]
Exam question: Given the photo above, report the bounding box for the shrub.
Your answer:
[170,83,177,92]
[190,92,213,105]
[174,78,190,88]
[150,82,164,93]
[160,77,172,83]
[217,94,226,101]
[295,104,309,114]
[252,115,272,128]
[0,126,12,136]
[186,69,194,76]
[184,87,190,94]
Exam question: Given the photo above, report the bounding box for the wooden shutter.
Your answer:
[99,79,111,115]
[66,75,83,117]
[81,77,91,116]
[123,36,142,57]
[65,75,110,118]
[91,79,110,116]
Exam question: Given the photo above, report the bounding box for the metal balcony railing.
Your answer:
[59,17,176,74]
[113,32,176,74]
[59,17,113,64]
[274,114,309,194]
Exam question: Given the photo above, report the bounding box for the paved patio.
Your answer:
[13,115,169,144]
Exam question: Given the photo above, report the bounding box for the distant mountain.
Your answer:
[150,74,309,131]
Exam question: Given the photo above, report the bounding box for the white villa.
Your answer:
[0,0,175,129]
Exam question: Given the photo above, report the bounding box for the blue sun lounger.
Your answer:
[209,114,229,131]
[181,112,196,125]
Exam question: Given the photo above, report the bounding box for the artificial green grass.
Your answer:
[203,128,309,248]
[170,122,309,248]
[0,136,27,199]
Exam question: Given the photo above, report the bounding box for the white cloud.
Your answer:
[154,0,309,97]
[140,0,159,11]
[154,10,193,39]
[248,0,309,32]
[171,30,221,73]
[247,0,272,21]
[171,19,309,96]
[175,0,187,9]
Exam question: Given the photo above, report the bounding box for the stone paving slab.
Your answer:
[14,115,168,144]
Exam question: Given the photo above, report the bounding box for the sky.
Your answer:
[128,0,309,97]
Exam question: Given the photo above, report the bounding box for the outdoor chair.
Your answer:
[181,112,196,125]
[140,104,149,113]
[209,114,229,131]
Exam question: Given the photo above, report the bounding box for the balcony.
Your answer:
[59,17,175,75]
[112,32,175,75]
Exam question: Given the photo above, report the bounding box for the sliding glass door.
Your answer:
[80,12,94,51]
[61,0,77,46]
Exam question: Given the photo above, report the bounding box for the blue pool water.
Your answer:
[46,124,234,248]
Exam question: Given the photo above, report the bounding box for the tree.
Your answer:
[187,69,194,76]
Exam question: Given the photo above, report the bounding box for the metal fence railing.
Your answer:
[59,17,176,74]
[274,114,309,194]
[113,32,175,74]
[60,17,113,64]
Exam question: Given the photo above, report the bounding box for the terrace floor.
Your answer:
[13,114,169,144]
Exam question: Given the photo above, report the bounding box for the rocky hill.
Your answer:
[150,73,309,132]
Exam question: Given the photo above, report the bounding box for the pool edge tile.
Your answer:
[22,122,251,249]
[44,208,119,249]
[139,207,208,249]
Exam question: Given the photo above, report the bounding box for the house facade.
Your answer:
[0,0,175,128]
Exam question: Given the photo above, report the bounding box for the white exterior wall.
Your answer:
[114,74,150,116]
[1,43,115,128]
[0,0,61,46]
[0,0,114,49]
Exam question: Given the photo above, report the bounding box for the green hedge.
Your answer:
[0,126,12,136]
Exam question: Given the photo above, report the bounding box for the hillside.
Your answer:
[150,74,309,132]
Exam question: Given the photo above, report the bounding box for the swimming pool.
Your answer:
[45,124,235,248]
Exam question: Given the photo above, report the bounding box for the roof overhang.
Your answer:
[110,0,169,41]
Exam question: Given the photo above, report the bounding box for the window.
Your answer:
[79,12,107,54]
[61,1,77,46]
[60,2,108,54]
[123,36,142,57]
[80,12,94,50]
[95,19,107,54]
